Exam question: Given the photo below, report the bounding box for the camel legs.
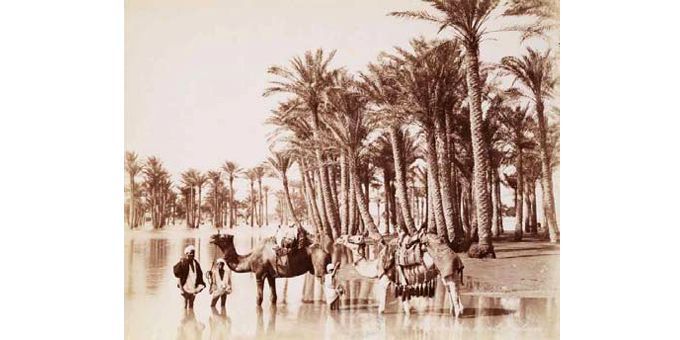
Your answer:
[376,275,390,314]
[266,274,278,304]
[442,275,464,318]
[256,275,265,307]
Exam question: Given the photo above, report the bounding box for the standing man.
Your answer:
[173,245,205,309]
[208,258,232,308]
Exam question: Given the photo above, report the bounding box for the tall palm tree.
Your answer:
[245,169,258,227]
[497,105,534,241]
[125,151,143,229]
[254,166,266,227]
[264,49,342,237]
[383,38,467,247]
[322,71,381,238]
[263,185,270,226]
[266,150,301,226]
[142,156,171,229]
[360,60,418,235]
[500,48,559,242]
[194,172,207,227]
[207,170,224,228]
[180,169,199,228]
[222,161,242,227]
[390,0,526,258]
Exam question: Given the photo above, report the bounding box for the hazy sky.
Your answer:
[125,0,555,204]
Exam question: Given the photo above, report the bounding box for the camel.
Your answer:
[335,233,465,317]
[210,228,332,306]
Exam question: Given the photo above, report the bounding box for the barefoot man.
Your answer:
[173,245,206,309]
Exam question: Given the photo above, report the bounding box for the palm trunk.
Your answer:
[258,179,263,227]
[426,172,436,234]
[348,168,358,235]
[514,146,524,241]
[315,150,340,239]
[128,177,135,228]
[348,154,379,236]
[314,169,332,239]
[383,169,390,234]
[339,153,349,235]
[464,44,494,257]
[524,180,531,233]
[229,177,235,227]
[282,176,301,226]
[435,113,464,247]
[300,163,322,238]
[494,167,504,235]
[535,100,559,242]
[196,186,202,227]
[530,180,538,233]
[424,128,449,241]
[491,165,501,237]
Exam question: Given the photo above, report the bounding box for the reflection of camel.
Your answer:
[211,231,331,306]
[336,234,465,317]
[176,309,205,340]
[256,306,277,337]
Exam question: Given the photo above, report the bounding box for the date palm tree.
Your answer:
[390,0,528,257]
[359,59,418,235]
[500,47,559,242]
[263,185,270,226]
[322,71,381,239]
[222,161,242,227]
[496,105,533,241]
[254,166,266,227]
[266,150,300,226]
[125,151,143,229]
[264,49,342,237]
[207,170,224,228]
[245,168,258,227]
[194,172,207,227]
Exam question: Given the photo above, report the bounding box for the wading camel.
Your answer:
[210,228,331,307]
[335,233,465,317]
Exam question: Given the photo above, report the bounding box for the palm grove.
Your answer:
[124,0,559,259]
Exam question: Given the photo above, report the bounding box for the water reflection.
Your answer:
[125,229,559,339]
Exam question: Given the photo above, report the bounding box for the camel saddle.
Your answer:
[397,241,424,267]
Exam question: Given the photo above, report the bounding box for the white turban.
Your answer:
[184,245,196,255]
[216,258,226,265]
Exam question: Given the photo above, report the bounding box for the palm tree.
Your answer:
[263,185,270,226]
[222,161,242,227]
[322,71,381,238]
[194,172,207,227]
[382,38,467,247]
[497,105,534,241]
[500,47,559,242]
[207,170,224,228]
[245,168,258,227]
[391,0,522,257]
[266,150,301,226]
[142,156,171,229]
[264,49,342,237]
[180,169,199,228]
[505,0,559,41]
[359,60,418,234]
[254,166,266,227]
[125,151,143,229]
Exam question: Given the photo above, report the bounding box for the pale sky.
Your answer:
[125,0,556,207]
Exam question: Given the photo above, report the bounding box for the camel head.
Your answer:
[210,232,234,252]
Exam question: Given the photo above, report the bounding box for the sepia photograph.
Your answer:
[124,0,559,338]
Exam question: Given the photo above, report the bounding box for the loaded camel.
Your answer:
[335,232,465,317]
[210,225,334,306]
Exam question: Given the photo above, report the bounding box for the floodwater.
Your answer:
[125,226,559,339]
